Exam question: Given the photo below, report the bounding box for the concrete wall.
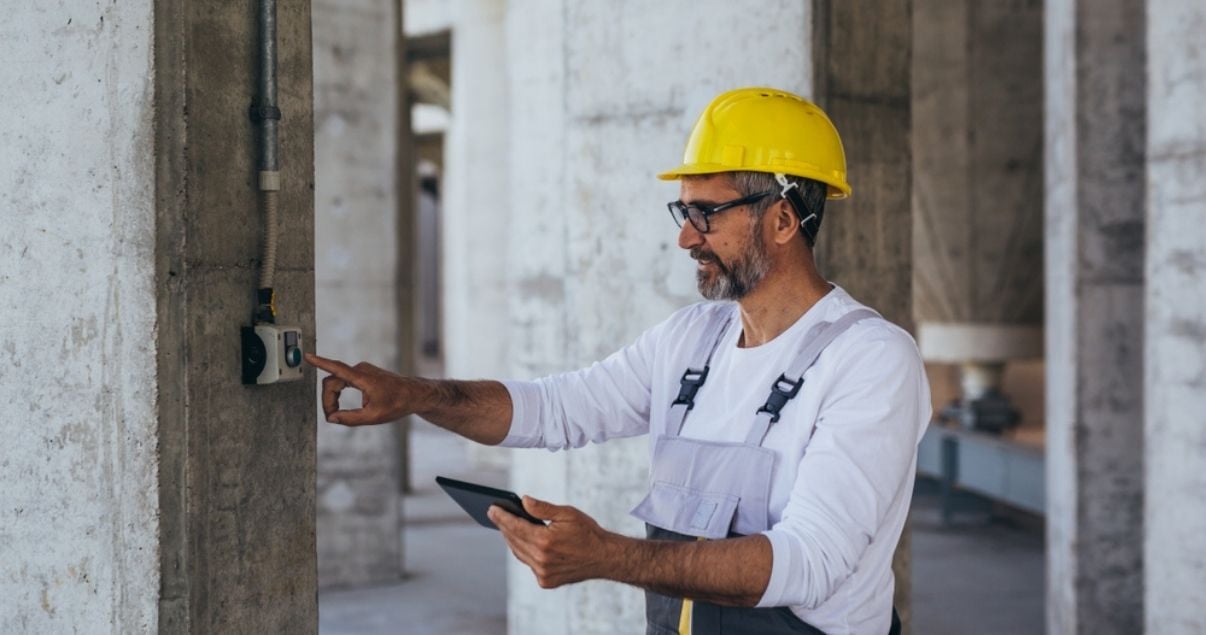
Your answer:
[1044,0,1146,632]
[313,0,404,589]
[0,2,159,631]
[499,1,813,632]
[1145,1,1206,632]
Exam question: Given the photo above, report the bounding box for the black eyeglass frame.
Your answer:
[667,189,778,234]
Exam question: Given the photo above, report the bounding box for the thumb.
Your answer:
[521,495,567,521]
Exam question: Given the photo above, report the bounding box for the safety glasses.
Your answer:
[667,190,777,233]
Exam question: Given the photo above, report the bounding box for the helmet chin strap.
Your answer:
[774,173,819,244]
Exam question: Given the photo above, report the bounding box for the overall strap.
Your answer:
[744,308,880,446]
[667,306,734,437]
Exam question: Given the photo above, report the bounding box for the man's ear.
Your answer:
[771,199,801,245]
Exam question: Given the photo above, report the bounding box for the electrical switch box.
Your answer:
[242,324,304,385]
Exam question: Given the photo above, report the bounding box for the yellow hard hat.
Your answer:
[657,87,851,199]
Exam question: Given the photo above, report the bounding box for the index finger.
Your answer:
[305,353,358,381]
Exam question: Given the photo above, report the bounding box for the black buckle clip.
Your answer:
[671,366,709,410]
[757,374,804,423]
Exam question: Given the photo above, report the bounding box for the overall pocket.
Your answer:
[631,481,739,539]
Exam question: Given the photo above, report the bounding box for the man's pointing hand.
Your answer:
[306,352,411,426]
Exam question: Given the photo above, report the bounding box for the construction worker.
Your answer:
[308,87,929,635]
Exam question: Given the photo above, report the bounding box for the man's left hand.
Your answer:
[488,496,618,589]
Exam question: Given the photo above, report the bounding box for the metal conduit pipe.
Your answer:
[253,0,281,323]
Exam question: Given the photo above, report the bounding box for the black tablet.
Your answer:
[435,475,546,530]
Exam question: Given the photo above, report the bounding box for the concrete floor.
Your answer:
[910,482,1046,635]
[319,424,1045,635]
[319,420,508,635]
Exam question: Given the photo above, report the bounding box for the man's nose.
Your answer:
[678,220,704,250]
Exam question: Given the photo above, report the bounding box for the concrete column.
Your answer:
[442,0,512,470]
[154,0,318,630]
[1145,2,1206,632]
[0,2,159,631]
[812,0,913,329]
[812,1,915,628]
[313,0,404,588]
[503,2,574,629]
[503,2,813,633]
[1,0,318,632]
[1044,0,1146,632]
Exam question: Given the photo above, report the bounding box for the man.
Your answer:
[307,87,930,635]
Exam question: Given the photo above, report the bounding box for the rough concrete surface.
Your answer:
[1145,1,1206,632]
[1044,0,1146,632]
[313,0,405,589]
[154,0,318,631]
[0,2,159,632]
[813,1,914,332]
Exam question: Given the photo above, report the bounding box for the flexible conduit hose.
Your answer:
[260,188,279,290]
[254,0,280,321]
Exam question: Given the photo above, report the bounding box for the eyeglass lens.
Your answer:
[668,202,708,233]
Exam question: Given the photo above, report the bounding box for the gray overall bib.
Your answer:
[630,307,901,635]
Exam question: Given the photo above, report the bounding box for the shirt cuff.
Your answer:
[755,529,797,608]
[498,379,543,448]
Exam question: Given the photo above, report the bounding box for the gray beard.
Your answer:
[694,228,772,301]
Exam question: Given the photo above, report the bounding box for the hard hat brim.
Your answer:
[656,163,851,200]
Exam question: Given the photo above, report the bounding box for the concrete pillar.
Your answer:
[1044,0,1146,632]
[0,2,159,631]
[1,0,318,632]
[313,0,404,588]
[812,0,913,329]
[441,0,512,470]
[812,1,915,628]
[1145,2,1206,632]
[502,2,813,633]
[155,0,318,629]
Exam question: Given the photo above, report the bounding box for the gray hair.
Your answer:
[730,171,828,247]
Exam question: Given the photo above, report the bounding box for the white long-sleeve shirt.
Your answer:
[500,286,931,635]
